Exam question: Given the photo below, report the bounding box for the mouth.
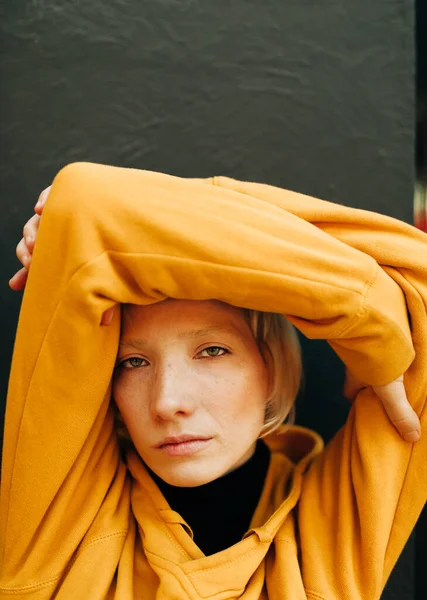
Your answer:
[156,435,213,457]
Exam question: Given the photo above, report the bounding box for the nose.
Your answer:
[150,361,196,421]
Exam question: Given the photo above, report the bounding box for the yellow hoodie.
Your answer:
[1,163,426,600]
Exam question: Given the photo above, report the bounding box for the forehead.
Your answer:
[121,299,248,336]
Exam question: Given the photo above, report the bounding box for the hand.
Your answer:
[344,370,421,443]
[9,186,51,292]
[8,185,116,326]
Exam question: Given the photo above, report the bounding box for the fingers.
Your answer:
[344,370,421,443]
[373,376,421,443]
[16,237,32,268]
[14,213,41,273]
[22,213,41,253]
[34,186,51,216]
[10,192,46,291]
[9,268,28,291]
[10,187,49,292]
[101,306,117,326]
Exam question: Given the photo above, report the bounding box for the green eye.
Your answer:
[120,357,146,369]
[200,346,228,358]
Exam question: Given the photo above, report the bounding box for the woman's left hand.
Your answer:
[344,371,421,443]
[101,306,116,326]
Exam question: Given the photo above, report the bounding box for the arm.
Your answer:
[11,187,420,443]
[1,161,419,595]
[211,175,427,599]
[1,174,131,592]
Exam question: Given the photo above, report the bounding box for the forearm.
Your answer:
[42,162,413,383]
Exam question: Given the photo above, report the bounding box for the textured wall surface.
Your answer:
[0,1,416,598]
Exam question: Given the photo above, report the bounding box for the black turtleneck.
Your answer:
[148,440,270,556]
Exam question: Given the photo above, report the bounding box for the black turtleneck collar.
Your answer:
[148,440,270,556]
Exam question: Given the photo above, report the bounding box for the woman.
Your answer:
[1,162,426,599]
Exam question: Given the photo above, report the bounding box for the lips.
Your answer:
[155,435,213,457]
[156,434,212,448]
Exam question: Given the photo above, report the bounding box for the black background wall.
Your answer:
[0,1,420,598]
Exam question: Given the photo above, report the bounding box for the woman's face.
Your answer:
[113,299,270,487]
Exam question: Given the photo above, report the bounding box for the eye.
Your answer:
[198,346,229,358]
[118,357,148,369]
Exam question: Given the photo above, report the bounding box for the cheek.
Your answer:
[209,363,268,425]
[112,372,147,427]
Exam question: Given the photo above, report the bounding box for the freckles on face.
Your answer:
[113,299,270,487]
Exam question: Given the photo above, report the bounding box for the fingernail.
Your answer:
[26,236,33,245]
[406,430,421,443]
[22,254,29,264]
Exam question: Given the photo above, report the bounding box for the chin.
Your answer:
[152,462,227,488]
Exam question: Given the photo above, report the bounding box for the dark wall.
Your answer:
[417,0,427,180]
[0,2,417,598]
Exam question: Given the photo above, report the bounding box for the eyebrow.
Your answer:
[119,324,242,349]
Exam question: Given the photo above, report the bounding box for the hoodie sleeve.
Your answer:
[211,175,427,600]
[0,162,418,595]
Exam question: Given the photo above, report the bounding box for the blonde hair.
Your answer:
[112,306,302,445]
[242,309,302,438]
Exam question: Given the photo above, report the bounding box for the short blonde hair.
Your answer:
[242,309,302,438]
[112,306,302,445]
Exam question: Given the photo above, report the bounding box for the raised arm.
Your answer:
[1,162,422,598]
[211,175,427,599]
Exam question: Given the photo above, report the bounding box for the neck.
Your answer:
[146,440,271,556]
